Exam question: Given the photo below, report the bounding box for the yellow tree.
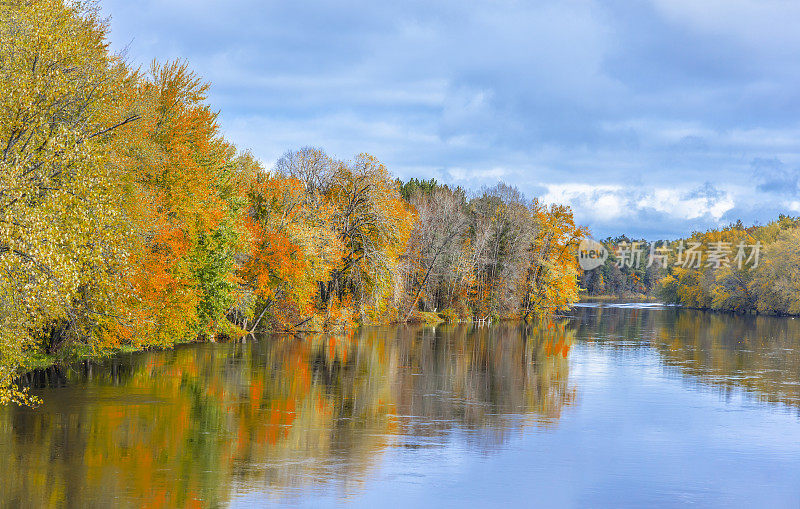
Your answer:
[0,0,136,403]
[751,227,800,315]
[323,154,415,326]
[275,149,414,329]
[520,200,586,321]
[658,226,760,312]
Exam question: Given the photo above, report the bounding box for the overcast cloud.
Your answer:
[102,0,800,238]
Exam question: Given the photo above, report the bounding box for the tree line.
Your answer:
[579,235,662,298]
[0,1,585,404]
[578,216,800,314]
[656,215,800,315]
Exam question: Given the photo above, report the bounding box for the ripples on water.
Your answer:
[2,305,800,507]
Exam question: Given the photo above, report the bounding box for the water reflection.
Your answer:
[572,304,800,412]
[0,322,573,508]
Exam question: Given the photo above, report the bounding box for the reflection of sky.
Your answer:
[233,341,800,507]
[103,0,800,239]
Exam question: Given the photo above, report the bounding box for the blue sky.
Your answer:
[101,0,800,239]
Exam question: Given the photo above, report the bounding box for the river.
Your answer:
[2,304,799,507]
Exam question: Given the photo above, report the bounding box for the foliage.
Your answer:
[274,148,416,329]
[579,235,664,298]
[398,181,586,322]
[439,308,460,323]
[0,1,588,405]
[242,171,338,331]
[111,60,249,346]
[655,217,800,316]
[0,0,131,403]
[398,177,439,200]
[750,228,800,315]
[519,200,587,320]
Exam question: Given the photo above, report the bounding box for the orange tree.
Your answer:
[112,61,249,346]
[241,172,339,331]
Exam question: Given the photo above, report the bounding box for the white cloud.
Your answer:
[644,189,735,220]
[448,166,511,182]
[539,182,739,238]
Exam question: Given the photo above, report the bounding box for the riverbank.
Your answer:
[580,295,800,318]
[579,294,660,303]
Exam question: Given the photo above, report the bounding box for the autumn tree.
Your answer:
[750,228,800,315]
[656,218,800,316]
[520,200,586,321]
[112,61,249,345]
[241,170,339,332]
[0,0,136,403]
[275,149,414,329]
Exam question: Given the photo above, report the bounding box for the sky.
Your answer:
[101,0,800,239]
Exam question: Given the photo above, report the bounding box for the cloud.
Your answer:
[752,157,800,196]
[101,0,800,238]
[537,182,739,238]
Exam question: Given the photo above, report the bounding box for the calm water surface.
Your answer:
[2,305,800,507]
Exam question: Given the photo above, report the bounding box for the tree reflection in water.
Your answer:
[573,304,800,411]
[0,322,574,507]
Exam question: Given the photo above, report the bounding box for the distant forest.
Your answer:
[580,215,800,316]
